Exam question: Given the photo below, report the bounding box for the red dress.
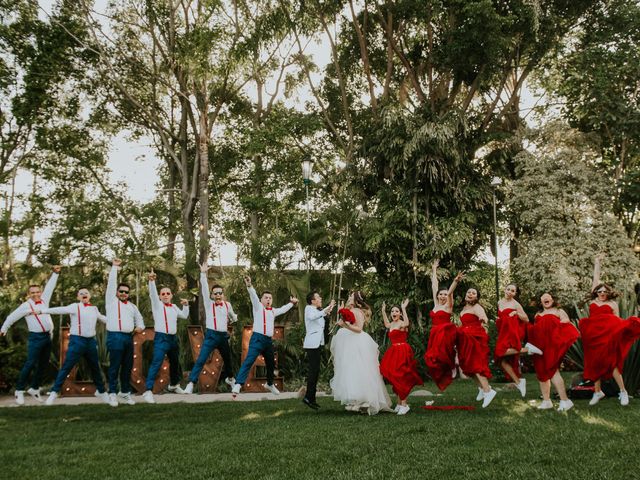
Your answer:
[527,313,579,382]
[494,308,525,377]
[379,329,423,400]
[456,312,492,379]
[579,303,640,381]
[424,310,457,391]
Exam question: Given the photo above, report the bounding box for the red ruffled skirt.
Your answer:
[456,313,492,379]
[424,310,457,391]
[380,330,423,400]
[527,314,579,382]
[494,308,525,378]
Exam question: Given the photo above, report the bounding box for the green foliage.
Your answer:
[508,123,640,304]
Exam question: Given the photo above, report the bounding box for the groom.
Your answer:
[302,291,335,409]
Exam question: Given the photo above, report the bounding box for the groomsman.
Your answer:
[184,262,238,394]
[231,275,298,396]
[1,265,61,405]
[41,288,111,406]
[142,272,189,404]
[302,291,335,409]
[105,259,145,406]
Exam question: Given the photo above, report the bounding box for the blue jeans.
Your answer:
[235,332,275,386]
[188,329,233,384]
[106,331,134,393]
[16,332,52,390]
[52,335,106,393]
[145,332,181,390]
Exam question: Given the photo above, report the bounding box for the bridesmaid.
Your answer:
[379,299,423,415]
[456,287,497,407]
[424,260,461,392]
[527,293,580,411]
[579,254,640,406]
[494,283,543,397]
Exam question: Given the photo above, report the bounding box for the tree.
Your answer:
[508,122,640,305]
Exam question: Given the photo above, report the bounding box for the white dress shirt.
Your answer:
[42,303,106,338]
[248,286,293,337]
[149,280,189,334]
[201,272,237,332]
[105,266,145,333]
[1,272,59,334]
[303,304,331,349]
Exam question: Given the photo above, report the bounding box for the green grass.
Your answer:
[0,374,638,480]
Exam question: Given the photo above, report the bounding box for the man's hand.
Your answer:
[0,331,6,337]
[180,298,189,306]
[290,296,299,305]
[200,261,209,273]
[326,299,336,313]
[243,275,252,287]
[112,258,122,267]
[134,327,143,334]
[148,272,157,282]
[52,265,62,273]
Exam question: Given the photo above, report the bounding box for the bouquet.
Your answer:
[338,308,356,325]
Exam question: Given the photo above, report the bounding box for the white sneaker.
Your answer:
[184,382,194,394]
[537,400,553,410]
[224,377,236,387]
[589,391,606,406]
[475,388,484,401]
[619,391,629,406]
[45,391,58,406]
[558,399,574,412]
[14,390,25,405]
[263,383,280,395]
[397,405,410,415]
[27,388,43,402]
[117,392,135,405]
[393,404,400,412]
[516,378,527,398]
[525,342,543,355]
[95,391,110,405]
[231,383,241,397]
[107,393,119,407]
[482,389,497,408]
[142,390,155,404]
[167,384,185,394]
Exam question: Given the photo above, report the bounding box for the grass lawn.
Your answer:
[0,374,637,480]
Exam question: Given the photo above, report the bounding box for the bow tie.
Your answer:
[163,302,173,307]
[215,302,224,306]
[83,303,92,307]
[34,300,43,305]
[121,300,128,304]
[265,307,273,311]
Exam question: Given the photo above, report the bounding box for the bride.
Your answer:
[330,290,392,415]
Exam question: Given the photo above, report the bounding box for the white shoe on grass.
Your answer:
[167,384,185,394]
[589,391,606,406]
[184,382,194,394]
[525,342,543,355]
[27,388,43,402]
[14,390,25,406]
[516,378,527,398]
[482,389,497,408]
[537,400,553,410]
[558,400,574,412]
[231,383,241,397]
[619,391,629,406]
[95,391,110,405]
[117,392,135,405]
[45,391,58,406]
[397,405,410,415]
[108,393,119,407]
[476,388,484,401]
[142,390,156,404]
[263,383,280,395]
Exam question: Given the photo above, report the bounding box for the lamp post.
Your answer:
[301,159,313,272]
[491,176,502,304]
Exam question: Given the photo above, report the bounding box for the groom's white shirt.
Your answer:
[303,304,331,349]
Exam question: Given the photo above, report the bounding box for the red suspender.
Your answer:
[77,304,82,336]
[28,302,46,332]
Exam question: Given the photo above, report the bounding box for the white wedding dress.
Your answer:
[330,323,392,415]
